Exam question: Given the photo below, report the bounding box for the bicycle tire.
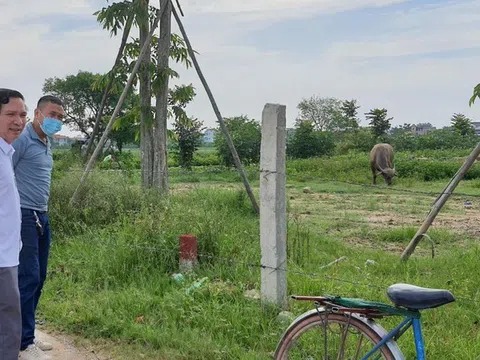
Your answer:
[274,308,404,360]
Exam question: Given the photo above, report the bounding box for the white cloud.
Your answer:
[176,0,407,21]
[0,0,479,138]
[1,1,92,21]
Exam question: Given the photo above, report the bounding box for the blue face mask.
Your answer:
[40,117,63,137]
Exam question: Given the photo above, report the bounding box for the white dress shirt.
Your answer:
[0,137,22,267]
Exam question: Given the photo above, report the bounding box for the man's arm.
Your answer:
[11,134,27,169]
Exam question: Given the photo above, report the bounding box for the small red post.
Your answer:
[179,234,198,272]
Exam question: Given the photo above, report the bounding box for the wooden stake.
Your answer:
[170,0,260,215]
[84,10,135,160]
[401,141,480,261]
[69,9,162,206]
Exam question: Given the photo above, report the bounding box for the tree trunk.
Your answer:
[139,0,154,189]
[152,0,171,193]
[84,10,135,160]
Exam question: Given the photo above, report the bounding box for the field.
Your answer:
[40,148,480,359]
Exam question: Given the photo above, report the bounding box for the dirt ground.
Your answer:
[35,328,108,360]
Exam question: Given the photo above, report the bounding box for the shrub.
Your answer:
[171,116,205,169]
[214,116,261,167]
[336,128,377,154]
[287,121,335,159]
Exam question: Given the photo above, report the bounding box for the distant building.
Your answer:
[202,128,216,143]
[52,134,73,146]
[412,123,435,136]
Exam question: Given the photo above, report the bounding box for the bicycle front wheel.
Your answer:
[274,309,403,360]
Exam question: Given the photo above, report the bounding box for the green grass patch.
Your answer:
[41,150,480,359]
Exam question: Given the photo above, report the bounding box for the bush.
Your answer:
[171,117,205,169]
[287,121,335,159]
[192,152,220,166]
[394,158,480,181]
[97,150,140,170]
[336,128,377,154]
[389,128,478,152]
[214,116,261,167]
[52,150,82,175]
[49,171,146,236]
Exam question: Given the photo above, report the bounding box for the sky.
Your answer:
[1,0,479,137]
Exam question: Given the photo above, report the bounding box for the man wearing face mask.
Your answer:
[12,95,64,360]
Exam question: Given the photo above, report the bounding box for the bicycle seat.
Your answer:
[387,283,455,310]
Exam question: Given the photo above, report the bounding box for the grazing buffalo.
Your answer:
[369,143,396,185]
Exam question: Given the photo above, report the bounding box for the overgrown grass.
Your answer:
[41,151,480,359]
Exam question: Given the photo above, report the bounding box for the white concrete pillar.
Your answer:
[260,103,287,309]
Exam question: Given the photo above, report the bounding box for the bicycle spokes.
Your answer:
[282,315,390,359]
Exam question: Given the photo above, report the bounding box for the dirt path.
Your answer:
[36,329,107,360]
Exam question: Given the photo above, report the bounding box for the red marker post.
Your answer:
[179,234,198,272]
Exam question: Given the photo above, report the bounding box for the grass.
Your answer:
[40,151,480,359]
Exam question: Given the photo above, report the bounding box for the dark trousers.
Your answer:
[0,266,21,360]
[18,208,51,350]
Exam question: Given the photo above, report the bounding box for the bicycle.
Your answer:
[274,283,455,359]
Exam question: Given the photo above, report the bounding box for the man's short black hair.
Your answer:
[0,88,24,111]
[37,95,63,109]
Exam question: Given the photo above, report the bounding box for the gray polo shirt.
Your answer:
[12,122,53,212]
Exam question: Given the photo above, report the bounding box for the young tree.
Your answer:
[95,0,194,191]
[296,95,342,131]
[366,108,392,137]
[287,120,335,159]
[172,116,205,169]
[169,84,201,169]
[451,113,475,136]
[338,99,360,131]
[214,116,261,167]
[111,84,196,146]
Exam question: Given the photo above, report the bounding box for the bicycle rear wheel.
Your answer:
[274,309,403,360]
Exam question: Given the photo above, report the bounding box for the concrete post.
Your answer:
[260,103,287,309]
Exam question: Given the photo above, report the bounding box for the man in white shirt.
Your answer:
[0,88,27,360]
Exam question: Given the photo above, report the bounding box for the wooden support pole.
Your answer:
[170,0,260,215]
[401,141,480,261]
[84,9,135,160]
[69,9,162,206]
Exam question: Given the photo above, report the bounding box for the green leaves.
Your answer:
[43,70,137,144]
[94,1,132,36]
[365,108,393,138]
[297,96,342,131]
[469,83,480,107]
[171,116,205,169]
[111,33,193,89]
[450,113,475,136]
[296,96,360,132]
[287,121,335,159]
[214,116,262,167]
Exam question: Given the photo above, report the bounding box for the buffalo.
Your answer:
[369,143,396,185]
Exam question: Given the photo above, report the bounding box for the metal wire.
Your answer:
[61,233,479,305]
